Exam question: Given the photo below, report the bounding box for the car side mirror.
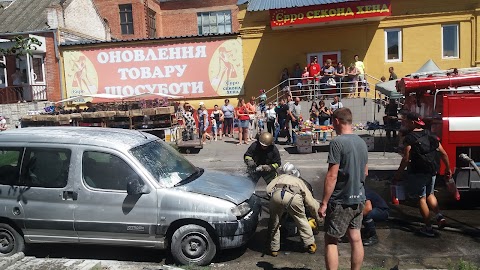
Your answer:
[127,177,149,195]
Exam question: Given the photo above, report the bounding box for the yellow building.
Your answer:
[238,0,480,99]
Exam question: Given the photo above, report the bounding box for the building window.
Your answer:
[385,29,402,62]
[442,24,459,58]
[31,55,45,84]
[119,4,134,35]
[147,8,156,38]
[0,56,6,87]
[197,10,232,35]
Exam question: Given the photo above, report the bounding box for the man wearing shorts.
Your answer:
[393,112,451,237]
[319,107,368,270]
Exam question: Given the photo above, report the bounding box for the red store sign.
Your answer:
[270,0,391,28]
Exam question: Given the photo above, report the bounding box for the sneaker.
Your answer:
[274,140,279,144]
[362,235,379,246]
[418,226,435,237]
[436,214,446,229]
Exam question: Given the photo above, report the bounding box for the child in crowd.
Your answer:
[210,113,218,141]
[259,89,267,113]
[256,102,265,134]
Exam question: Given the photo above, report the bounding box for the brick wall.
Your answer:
[64,0,109,40]
[94,0,154,40]
[159,0,239,37]
[94,0,239,39]
[42,32,62,102]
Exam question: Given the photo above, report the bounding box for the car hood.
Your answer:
[174,170,256,205]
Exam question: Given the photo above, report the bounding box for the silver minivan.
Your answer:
[0,127,260,265]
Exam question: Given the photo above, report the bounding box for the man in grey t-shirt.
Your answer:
[291,97,302,145]
[319,107,368,270]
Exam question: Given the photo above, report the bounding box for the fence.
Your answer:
[258,76,376,104]
[0,85,47,104]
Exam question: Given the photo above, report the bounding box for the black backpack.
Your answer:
[409,131,440,175]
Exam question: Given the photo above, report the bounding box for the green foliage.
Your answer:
[0,35,42,58]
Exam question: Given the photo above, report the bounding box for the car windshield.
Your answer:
[130,140,197,187]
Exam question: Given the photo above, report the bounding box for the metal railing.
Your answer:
[257,76,373,104]
[0,85,47,104]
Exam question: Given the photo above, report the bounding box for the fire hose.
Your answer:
[459,154,480,178]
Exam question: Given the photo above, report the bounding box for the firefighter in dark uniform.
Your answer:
[244,132,281,184]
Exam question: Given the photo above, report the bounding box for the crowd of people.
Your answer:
[179,94,347,145]
[278,55,368,100]
[241,107,452,270]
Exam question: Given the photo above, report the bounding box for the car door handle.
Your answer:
[62,191,78,201]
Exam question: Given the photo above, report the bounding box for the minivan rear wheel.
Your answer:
[171,224,216,266]
[0,223,24,256]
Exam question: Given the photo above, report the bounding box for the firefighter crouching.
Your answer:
[266,163,322,256]
[244,132,281,184]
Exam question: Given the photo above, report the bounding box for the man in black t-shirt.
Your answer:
[274,98,291,144]
[394,112,452,237]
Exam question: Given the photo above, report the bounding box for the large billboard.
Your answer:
[63,38,244,100]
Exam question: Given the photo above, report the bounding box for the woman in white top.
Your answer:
[265,102,277,135]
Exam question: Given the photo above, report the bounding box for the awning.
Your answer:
[375,79,403,99]
[237,0,358,12]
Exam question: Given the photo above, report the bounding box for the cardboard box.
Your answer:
[156,106,174,115]
[296,138,311,147]
[142,108,157,115]
[297,146,312,154]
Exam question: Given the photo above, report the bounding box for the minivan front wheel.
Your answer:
[171,224,216,266]
[0,223,25,256]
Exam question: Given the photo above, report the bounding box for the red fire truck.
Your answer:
[397,67,480,193]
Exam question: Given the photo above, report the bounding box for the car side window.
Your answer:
[82,151,140,191]
[20,148,71,188]
[0,148,23,185]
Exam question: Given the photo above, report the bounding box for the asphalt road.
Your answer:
[8,137,480,269]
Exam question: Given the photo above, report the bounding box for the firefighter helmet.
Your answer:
[258,132,273,147]
[282,162,301,178]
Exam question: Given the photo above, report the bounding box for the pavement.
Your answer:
[1,132,479,270]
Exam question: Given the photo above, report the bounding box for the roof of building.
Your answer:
[0,127,158,151]
[0,0,66,33]
[237,0,360,11]
[60,32,239,47]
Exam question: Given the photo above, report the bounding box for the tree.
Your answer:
[0,35,42,67]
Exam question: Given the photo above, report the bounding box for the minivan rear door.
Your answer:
[20,146,78,242]
[74,148,158,247]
